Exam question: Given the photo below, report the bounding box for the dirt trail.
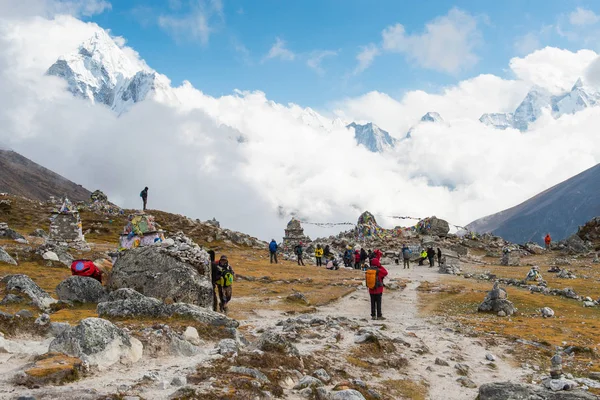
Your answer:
[312,265,527,399]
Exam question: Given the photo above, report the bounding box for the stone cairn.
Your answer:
[500,247,520,266]
[438,257,461,275]
[49,198,89,251]
[282,218,310,252]
[477,281,517,317]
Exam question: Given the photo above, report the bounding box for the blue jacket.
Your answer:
[269,241,277,252]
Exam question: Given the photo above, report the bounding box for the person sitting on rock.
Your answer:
[525,266,542,281]
[418,249,427,266]
[315,244,324,266]
[215,255,235,313]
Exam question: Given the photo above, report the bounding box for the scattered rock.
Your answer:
[457,376,477,389]
[43,251,60,262]
[478,382,597,400]
[218,338,238,357]
[331,389,366,400]
[313,368,331,384]
[485,353,496,362]
[500,248,520,266]
[257,330,300,356]
[15,352,83,387]
[543,377,578,391]
[435,358,450,366]
[183,327,201,346]
[229,366,270,384]
[171,376,187,387]
[455,363,470,376]
[294,375,324,390]
[0,247,17,265]
[1,274,57,311]
[30,229,48,238]
[97,289,170,319]
[542,307,555,318]
[286,292,310,306]
[16,309,33,319]
[49,317,143,369]
[56,276,107,303]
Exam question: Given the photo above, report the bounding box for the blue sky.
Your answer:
[87,0,600,108]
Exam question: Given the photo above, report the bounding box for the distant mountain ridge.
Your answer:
[347,122,396,153]
[467,163,600,244]
[0,150,90,202]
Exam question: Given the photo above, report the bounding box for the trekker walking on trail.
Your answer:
[214,255,234,313]
[140,187,148,211]
[545,234,552,250]
[269,239,278,264]
[366,249,388,320]
[209,251,218,311]
[315,244,324,266]
[402,244,411,269]
[437,248,442,265]
[427,247,435,268]
[295,242,305,266]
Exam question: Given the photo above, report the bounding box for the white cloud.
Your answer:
[1,9,600,243]
[263,37,295,62]
[381,8,481,74]
[353,44,379,75]
[569,7,599,26]
[509,47,598,94]
[0,0,111,18]
[307,50,338,75]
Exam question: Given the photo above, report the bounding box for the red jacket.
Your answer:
[354,251,361,263]
[368,257,388,295]
[545,235,551,244]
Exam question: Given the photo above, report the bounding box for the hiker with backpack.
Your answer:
[295,242,305,266]
[360,248,368,270]
[365,249,388,320]
[140,187,148,211]
[214,255,235,313]
[343,246,354,268]
[269,239,278,264]
[315,244,324,266]
[401,244,411,269]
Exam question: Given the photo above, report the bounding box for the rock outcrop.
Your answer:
[56,276,107,303]
[500,248,520,266]
[1,274,57,310]
[417,216,450,237]
[478,282,516,317]
[0,246,17,265]
[97,289,238,328]
[108,233,212,308]
[49,317,142,369]
[478,382,597,400]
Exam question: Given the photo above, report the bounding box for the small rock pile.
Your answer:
[478,282,516,317]
[438,257,461,275]
[500,248,520,266]
[557,269,577,279]
[159,232,211,267]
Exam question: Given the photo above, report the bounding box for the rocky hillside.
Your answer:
[0,150,90,202]
[467,163,600,244]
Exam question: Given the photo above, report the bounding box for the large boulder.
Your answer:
[478,382,597,400]
[49,317,142,369]
[478,282,516,317]
[0,247,17,265]
[0,223,26,241]
[562,234,590,254]
[56,276,107,303]
[108,234,212,308]
[417,216,450,237]
[1,274,57,310]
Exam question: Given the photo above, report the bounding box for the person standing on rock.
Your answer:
[295,242,305,266]
[269,239,278,264]
[215,255,235,313]
[427,247,435,268]
[367,249,388,320]
[315,244,324,266]
[545,233,552,250]
[140,187,148,211]
[401,244,411,269]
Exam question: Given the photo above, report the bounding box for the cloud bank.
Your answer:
[1,3,600,241]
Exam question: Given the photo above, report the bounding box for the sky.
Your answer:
[1,0,600,241]
[81,0,600,108]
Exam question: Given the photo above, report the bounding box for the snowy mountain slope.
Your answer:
[347,122,396,153]
[467,163,600,244]
[405,112,444,138]
[480,79,600,131]
[46,30,172,114]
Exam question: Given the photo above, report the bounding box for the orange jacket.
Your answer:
[545,235,551,244]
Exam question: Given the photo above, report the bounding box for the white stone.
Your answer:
[43,251,60,262]
[183,326,201,346]
[541,307,555,317]
[485,353,496,361]
[584,301,595,308]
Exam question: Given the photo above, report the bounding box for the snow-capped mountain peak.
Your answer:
[420,112,443,123]
[347,122,396,153]
[46,30,164,114]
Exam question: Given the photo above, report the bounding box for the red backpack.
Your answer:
[71,260,102,282]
